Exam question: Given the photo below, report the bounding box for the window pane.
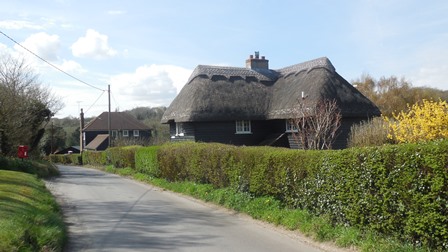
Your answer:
[236,120,251,133]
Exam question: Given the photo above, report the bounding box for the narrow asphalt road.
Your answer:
[46,165,327,252]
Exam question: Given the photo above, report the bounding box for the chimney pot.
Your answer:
[245,51,269,70]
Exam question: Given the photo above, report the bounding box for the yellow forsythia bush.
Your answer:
[385,99,448,143]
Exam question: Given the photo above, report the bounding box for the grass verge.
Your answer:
[102,166,429,252]
[0,170,66,251]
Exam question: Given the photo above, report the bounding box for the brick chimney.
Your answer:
[245,51,269,69]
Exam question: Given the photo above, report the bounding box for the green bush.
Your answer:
[348,117,392,148]
[48,154,82,165]
[135,146,160,176]
[0,156,59,178]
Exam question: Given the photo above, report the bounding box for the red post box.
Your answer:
[18,145,29,159]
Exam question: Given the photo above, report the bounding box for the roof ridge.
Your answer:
[83,111,150,131]
[277,57,335,75]
[187,65,278,83]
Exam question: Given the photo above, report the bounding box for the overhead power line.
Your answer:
[85,90,106,113]
[0,30,105,91]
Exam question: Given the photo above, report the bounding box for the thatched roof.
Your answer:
[162,57,380,123]
[84,112,150,131]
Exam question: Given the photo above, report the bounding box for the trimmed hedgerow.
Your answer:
[135,146,160,176]
[48,154,82,165]
[156,140,448,250]
[105,146,140,168]
[81,151,107,166]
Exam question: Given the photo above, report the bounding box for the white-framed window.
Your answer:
[175,123,184,136]
[123,130,129,137]
[133,130,139,137]
[235,120,251,134]
[285,120,298,132]
[112,130,118,138]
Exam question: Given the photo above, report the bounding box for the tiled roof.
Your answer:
[83,112,150,131]
[84,134,108,150]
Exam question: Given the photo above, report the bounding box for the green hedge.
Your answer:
[48,154,82,165]
[81,151,107,166]
[135,146,160,176]
[105,146,140,168]
[156,140,448,250]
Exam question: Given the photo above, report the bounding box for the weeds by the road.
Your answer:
[105,166,428,252]
[0,170,66,251]
[0,156,60,178]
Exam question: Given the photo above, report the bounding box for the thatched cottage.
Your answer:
[161,53,380,149]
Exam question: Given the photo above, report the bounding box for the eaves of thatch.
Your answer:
[161,56,380,123]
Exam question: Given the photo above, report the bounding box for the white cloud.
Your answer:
[0,20,43,30]
[110,64,191,109]
[14,32,60,61]
[59,59,85,73]
[71,29,117,60]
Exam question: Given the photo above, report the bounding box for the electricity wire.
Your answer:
[0,30,106,91]
[85,90,106,113]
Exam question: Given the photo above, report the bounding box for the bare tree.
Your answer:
[0,54,63,156]
[289,98,342,150]
[352,74,448,117]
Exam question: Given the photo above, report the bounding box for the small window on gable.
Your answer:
[133,130,139,137]
[285,120,298,132]
[176,123,184,136]
[123,130,129,137]
[236,120,251,134]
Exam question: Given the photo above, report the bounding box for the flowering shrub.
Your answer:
[385,100,448,143]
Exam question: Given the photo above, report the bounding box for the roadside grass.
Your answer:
[104,166,427,252]
[0,170,66,252]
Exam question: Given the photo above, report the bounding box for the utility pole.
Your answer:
[51,121,54,154]
[108,84,111,147]
[79,108,84,152]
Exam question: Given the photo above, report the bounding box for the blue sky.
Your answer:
[1,0,447,118]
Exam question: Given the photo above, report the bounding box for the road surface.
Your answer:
[46,165,328,252]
